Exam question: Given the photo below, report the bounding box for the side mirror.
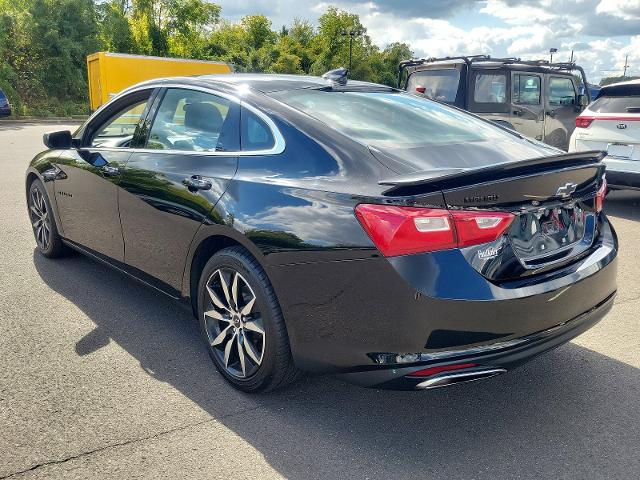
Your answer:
[577,94,589,107]
[43,130,72,149]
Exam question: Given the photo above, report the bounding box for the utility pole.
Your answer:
[341,29,363,72]
[569,50,574,63]
[623,54,629,77]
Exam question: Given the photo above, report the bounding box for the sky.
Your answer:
[215,0,640,83]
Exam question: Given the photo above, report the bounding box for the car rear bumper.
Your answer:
[0,106,11,117]
[267,217,617,381]
[604,156,640,189]
[336,291,615,389]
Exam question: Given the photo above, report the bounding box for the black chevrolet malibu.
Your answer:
[25,73,617,392]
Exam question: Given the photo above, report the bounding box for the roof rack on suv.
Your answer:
[397,55,590,100]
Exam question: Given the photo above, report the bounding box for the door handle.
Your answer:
[513,110,522,116]
[546,110,557,117]
[101,165,120,177]
[183,175,212,191]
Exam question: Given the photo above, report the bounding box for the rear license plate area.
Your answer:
[510,204,589,265]
[607,143,634,159]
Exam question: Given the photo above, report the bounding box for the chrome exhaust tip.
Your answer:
[415,367,506,390]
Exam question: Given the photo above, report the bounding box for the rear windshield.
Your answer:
[0,90,6,101]
[590,95,640,114]
[271,90,519,149]
[406,69,459,103]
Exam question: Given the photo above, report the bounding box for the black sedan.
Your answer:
[25,73,617,392]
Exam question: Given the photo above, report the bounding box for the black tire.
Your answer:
[27,178,69,258]
[197,246,301,393]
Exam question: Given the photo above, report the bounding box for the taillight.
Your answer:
[575,116,594,128]
[449,210,515,248]
[355,204,514,256]
[595,175,607,213]
[415,85,426,94]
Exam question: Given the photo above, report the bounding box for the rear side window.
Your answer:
[548,77,576,106]
[241,108,275,151]
[474,73,507,103]
[513,75,541,105]
[590,96,640,114]
[407,69,460,103]
[147,88,232,152]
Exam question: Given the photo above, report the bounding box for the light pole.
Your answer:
[341,29,363,72]
[549,47,558,63]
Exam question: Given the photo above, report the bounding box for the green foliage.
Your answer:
[0,0,100,116]
[600,75,640,86]
[0,1,413,117]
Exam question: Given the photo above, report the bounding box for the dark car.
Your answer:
[0,88,11,117]
[25,73,617,392]
[399,56,590,151]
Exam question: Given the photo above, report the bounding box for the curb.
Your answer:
[0,117,87,123]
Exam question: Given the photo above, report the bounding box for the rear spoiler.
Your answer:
[379,151,605,196]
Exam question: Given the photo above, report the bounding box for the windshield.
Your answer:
[407,69,459,103]
[590,95,640,114]
[271,89,519,149]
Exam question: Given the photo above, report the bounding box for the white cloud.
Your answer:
[596,0,640,20]
[480,0,556,25]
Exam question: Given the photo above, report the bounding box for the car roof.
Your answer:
[412,61,573,76]
[122,73,390,98]
[602,78,640,88]
[195,73,385,93]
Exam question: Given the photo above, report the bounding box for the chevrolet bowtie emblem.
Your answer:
[556,182,577,198]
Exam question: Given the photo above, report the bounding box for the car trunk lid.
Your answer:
[379,151,606,280]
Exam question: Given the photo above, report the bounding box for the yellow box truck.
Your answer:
[87,52,233,111]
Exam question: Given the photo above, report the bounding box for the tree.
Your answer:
[167,0,221,58]
[97,1,136,53]
[0,3,415,115]
[600,75,640,86]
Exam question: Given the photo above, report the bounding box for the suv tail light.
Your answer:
[575,116,594,128]
[415,85,426,94]
[355,204,514,257]
[595,175,607,213]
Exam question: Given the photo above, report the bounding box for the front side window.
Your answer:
[548,77,576,106]
[407,69,460,103]
[90,100,149,148]
[147,89,232,152]
[474,73,507,103]
[513,74,541,105]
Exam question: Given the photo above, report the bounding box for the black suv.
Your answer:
[399,56,590,151]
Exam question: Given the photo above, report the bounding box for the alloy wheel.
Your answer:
[29,186,51,250]
[204,268,265,378]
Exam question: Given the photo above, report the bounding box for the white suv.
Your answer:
[569,79,640,190]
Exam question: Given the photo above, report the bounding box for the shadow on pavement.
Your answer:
[33,249,639,479]
[605,189,640,222]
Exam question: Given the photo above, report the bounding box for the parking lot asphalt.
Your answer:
[0,121,638,480]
